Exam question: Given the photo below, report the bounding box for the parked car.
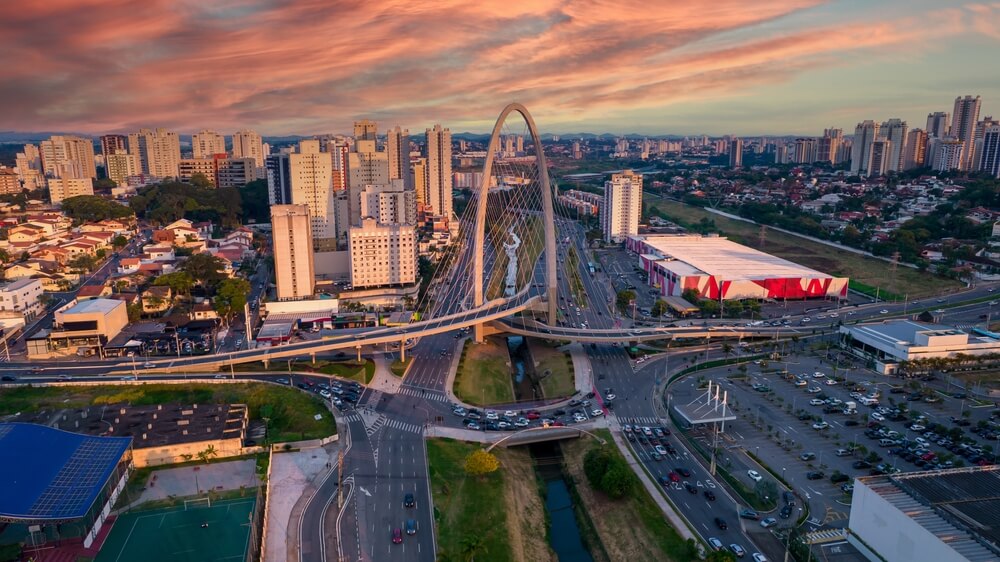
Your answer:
[806,471,825,480]
[739,508,760,520]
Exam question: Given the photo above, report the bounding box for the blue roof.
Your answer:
[0,423,131,521]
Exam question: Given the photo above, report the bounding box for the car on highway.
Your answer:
[143,362,155,369]
[708,537,724,551]
[730,544,747,558]
[880,309,889,314]
[403,493,415,508]
[651,452,662,461]
[714,517,727,530]
[0,375,15,382]
[658,476,671,486]
[704,490,716,501]
[747,470,762,482]
[392,528,403,544]
[668,471,681,482]
[676,467,691,477]
[406,519,417,535]
[276,378,289,385]
[654,445,668,456]
[684,482,698,494]
[753,553,768,562]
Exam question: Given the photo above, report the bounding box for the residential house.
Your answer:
[141,285,173,314]
[117,257,141,275]
[77,284,113,301]
[0,278,44,320]
[144,244,175,261]
[7,225,44,244]
[190,302,218,321]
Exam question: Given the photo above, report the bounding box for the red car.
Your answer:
[668,472,681,483]
[552,421,565,427]
[921,452,936,461]
[392,528,403,544]
[526,412,540,420]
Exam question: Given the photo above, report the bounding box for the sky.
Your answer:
[2,0,999,137]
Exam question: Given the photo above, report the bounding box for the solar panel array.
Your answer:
[27,438,124,519]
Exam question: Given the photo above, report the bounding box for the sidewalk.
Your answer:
[264,444,336,562]
[567,342,594,396]
[367,353,401,394]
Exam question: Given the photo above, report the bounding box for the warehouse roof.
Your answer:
[634,234,832,280]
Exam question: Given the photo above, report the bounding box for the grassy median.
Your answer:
[650,198,961,298]
[453,337,515,406]
[561,429,696,562]
[233,358,374,384]
[427,438,553,562]
[529,338,576,398]
[0,382,335,443]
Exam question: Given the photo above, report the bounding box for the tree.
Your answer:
[651,299,668,317]
[459,534,488,562]
[214,278,252,320]
[241,179,270,224]
[112,235,129,249]
[615,289,636,313]
[196,444,218,464]
[182,253,228,291]
[68,254,98,273]
[60,195,134,224]
[681,288,700,304]
[464,449,500,476]
[127,303,142,322]
[705,551,737,562]
[154,271,195,298]
[600,461,636,498]
[189,172,214,189]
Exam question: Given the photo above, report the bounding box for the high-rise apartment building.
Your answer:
[348,218,417,289]
[289,140,336,250]
[40,136,97,179]
[951,95,982,170]
[359,181,417,225]
[265,153,291,206]
[178,156,256,188]
[15,145,43,190]
[850,121,879,176]
[353,120,377,142]
[271,205,315,300]
[327,139,350,191]
[926,112,950,138]
[932,138,965,172]
[411,158,428,207]
[105,152,141,186]
[192,130,226,159]
[425,124,452,218]
[817,129,843,164]
[880,119,908,173]
[99,135,128,161]
[868,139,892,177]
[729,139,743,169]
[231,129,265,170]
[0,167,20,195]
[129,128,181,178]
[386,126,410,189]
[978,125,1000,178]
[903,129,928,170]
[601,170,642,243]
[972,117,999,171]
[48,177,94,204]
[793,138,817,164]
[347,138,390,225]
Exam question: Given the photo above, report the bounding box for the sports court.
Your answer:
[96,498,255,562]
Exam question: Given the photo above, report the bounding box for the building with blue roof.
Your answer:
[0,423,132,548]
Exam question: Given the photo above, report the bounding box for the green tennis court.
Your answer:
[96,498,255,562]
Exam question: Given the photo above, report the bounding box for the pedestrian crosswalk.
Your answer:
[617,416,661,426]
[365,414,387,436]
[383,418,424,434]
[343,412,363,424]
[802,529,847,544]
[398,385,450,403]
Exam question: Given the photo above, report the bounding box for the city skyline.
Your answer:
[2,1,999,137]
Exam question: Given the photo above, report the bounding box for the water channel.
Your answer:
[529,441,594,562]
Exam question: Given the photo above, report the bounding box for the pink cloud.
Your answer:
[0,0,989,134]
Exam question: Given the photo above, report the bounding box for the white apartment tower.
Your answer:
[105,152,141,186]
[932,138,965,172]
[425,124,452,218]
[348,218,417,289]
[289,140,336,250]
[192,130,226,159]
[602,170,643,243]
[129,128,181,178]
[348,137,390,225]
[40,136,97,179]
[850,121,879,176]
[951,95,982,170]
[231,129,265,170]
[48,177,94,204]
[386,126,411,189]
[978,125,1000,178]
[271,205,316,300]
[926,112,950,138]
[880,119,908,173]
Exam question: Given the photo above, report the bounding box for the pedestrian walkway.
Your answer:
[364,414,387,436]
[617,415,661,426]
[398,385,450,403]
[264,444,336,562]
[568,343,593,396]
[383,418,424,434]
[803,528,848,544]
[367,354,401,394]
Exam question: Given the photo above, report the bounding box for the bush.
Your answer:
[583,447,636,499]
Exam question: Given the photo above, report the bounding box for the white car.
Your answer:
[753,553,769,562]
[880,309,889,314]
[573,413,587,423]
[504,410,517,418]
[812,372,825,379]
[809,398,825,406]
[825,379,838,386]
[708,538,724,551]
[605,393,616,401]
[871,412,885,422]
[807,387,822,394]
[747,470,762,482]
[485,411,499,421]
[654,445,667,456]
[591,409,604,417]
[813,421,830,430]
[319,389,331,398]
[794,379,807,386]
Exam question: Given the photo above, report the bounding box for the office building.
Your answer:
[880,118,908,173]
[926,111,950,138]
[105,152,141,186]
[386,126,410,189]
[191,130,226,159]
[40,136,97,179]
[601,169,642,243]
[129,128,181,178]
[425,124,452,219]
[348,218,417,289]
[266,153,291,206]
[354,120,377,142]
[951,95,982,170]
[271,205,315,300]
[729,138,743,169]
[850,120,879,176]
[48,177,95,204]
[289,140,336,250]
[932,138,965,172]
[99,135,127,162]
[231,129,264,170]
[979,125,1000,178]
[903,129,928,170]
[849,466,1000,562]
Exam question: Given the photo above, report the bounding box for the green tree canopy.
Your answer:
[61,195,134,224]
[463,449,501,476]
[182,253,228,292]
[130,180,242,228]
[153,271,195,297]
[213,278,251,320]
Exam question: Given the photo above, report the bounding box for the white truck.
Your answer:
[843,401,857,414]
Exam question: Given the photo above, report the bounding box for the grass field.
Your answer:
[566,246,587,304]
[528,338,576,398]
[561,430,695,562]
[453,338,515,406]
[391,357,412,377]
[234,358,375,384]
[0,383,336,444]
[427,438,553,562]
[649,198,962,299]
[96,498,254,562]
